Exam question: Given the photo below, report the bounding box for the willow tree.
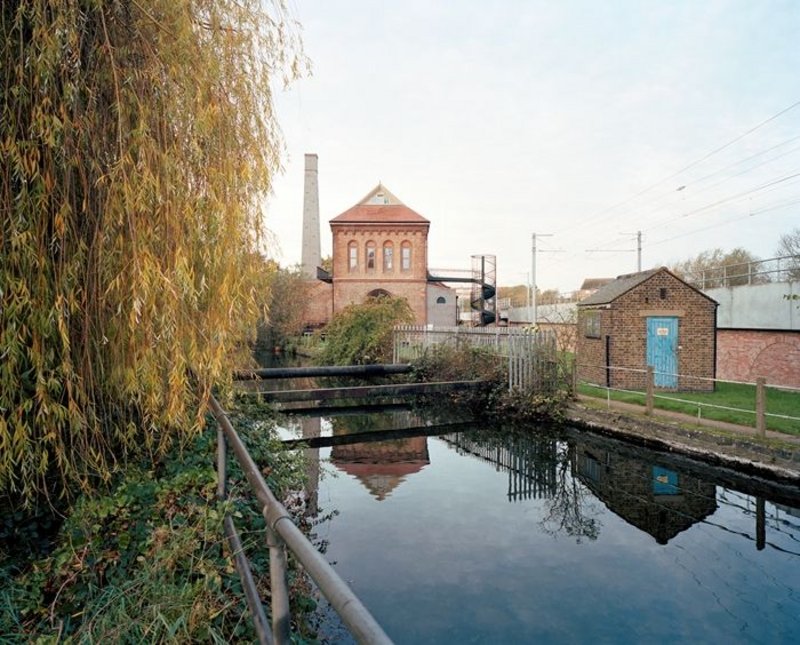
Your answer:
[0,1,304,502]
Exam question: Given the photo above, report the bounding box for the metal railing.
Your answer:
[209,394,393,645]
[681,254,800,289]
[576,363,800,436]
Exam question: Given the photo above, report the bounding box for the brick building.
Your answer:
[302,183,457,327]
[576,267,717,391]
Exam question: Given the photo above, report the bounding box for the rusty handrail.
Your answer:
[209,394,393,644]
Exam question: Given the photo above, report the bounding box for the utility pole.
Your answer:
[531,233,553,326]
[635,230,642,272]
[586,230,642,273]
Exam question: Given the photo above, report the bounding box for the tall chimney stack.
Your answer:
[301,153,321,279]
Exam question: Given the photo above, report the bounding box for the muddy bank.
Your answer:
[566,399,800,487]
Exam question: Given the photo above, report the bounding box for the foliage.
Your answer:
[410,344,568,421]
[0,401,318,641]
[0,1,305,502]
[775,227,800,281]
[258,262,313,349]
[670,247,765,288]
[317,296,414,365]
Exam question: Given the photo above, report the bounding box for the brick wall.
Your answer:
[302,281,333,327]
[333,278,428,323]
[330,223,429,324]
[717,329,800,387]
[576,308,610,385]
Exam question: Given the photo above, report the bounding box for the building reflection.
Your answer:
[574,442,718,544]
[329,411,430,501]
[301,416,321,516]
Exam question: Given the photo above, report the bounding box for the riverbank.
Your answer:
[567,396,800,484]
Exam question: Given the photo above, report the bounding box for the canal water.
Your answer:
[277,409,800,644]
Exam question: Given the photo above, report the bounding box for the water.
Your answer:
[278,410,800,644]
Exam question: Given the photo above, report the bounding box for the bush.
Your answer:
[0,401,317,642]
[317,296,414,365]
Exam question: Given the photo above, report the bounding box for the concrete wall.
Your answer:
[507,302,577,325]
[427,283,457,327]
[705,281,798,330]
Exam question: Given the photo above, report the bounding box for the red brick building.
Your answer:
[576,267,717,391]
[303,184,456,327]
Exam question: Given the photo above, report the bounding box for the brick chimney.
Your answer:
[301,153,321,278]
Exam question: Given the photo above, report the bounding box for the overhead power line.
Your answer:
[557,98,800,235]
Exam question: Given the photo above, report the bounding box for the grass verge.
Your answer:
[578,381,800,436]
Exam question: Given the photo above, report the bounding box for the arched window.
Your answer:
[401,241,412,272]
[348,241,358,272]
[366,241,376,271]
[367,288,391,299]
[383,241,394,271]
[436,296,446,304]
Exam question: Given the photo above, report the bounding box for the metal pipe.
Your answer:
[266,524,291,644]
[217,420,272,643]
[208,395,393,645]
[223,515,273,644]
[233,364,412,381]
[252,380,484,403]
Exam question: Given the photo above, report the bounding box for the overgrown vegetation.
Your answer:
[1,1,305,503]
[317,296,414,365]
[411,345,569,422]
[0,402,318,642]
[578,381,800,436]
[257,263,313,351]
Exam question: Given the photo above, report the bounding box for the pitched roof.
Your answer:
[580,277,614,291]
[578,266,717,306]
[578,267,662,305]
[330,183,429,225]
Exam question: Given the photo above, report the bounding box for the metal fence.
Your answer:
[577,363,800,437]
[393,325,560,392]
[208,394,392,645]
[681,254,800,289]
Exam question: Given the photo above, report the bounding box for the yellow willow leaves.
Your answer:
[1,0,307,504]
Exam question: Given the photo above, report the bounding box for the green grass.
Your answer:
[578,380,800,436]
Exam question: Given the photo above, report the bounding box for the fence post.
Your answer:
[755,377,766,437]
[646,366,654,416]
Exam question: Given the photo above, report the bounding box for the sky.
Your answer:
[263,0,800,293]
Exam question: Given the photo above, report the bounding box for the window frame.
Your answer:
[584,310,601,338]
[401,242,412,272]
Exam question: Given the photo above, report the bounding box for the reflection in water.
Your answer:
[329,411,430,500]
[286,412,800,643]
[301,416,321,516]
[574,440,718,544]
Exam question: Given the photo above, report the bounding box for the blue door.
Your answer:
[646,317,678,388]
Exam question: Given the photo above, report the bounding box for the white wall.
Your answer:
[704,281,798,330]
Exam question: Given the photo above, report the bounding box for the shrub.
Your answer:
[317,296,414,365]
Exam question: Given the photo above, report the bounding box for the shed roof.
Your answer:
[578,266,717,306]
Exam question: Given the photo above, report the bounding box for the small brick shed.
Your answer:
[576,267,718,391]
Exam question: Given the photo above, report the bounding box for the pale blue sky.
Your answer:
[265,0,800,292]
